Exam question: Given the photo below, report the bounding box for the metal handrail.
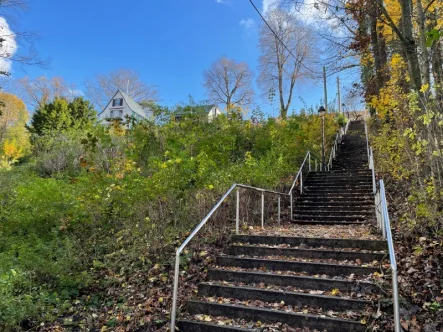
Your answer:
[365,118,400,332]
[327,133,339,170]
[365,121,377,194]
[377,180,400,332]
[326,120,350,171]
[170,183,289,330]
[170,123,348,330]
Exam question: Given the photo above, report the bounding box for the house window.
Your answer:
[111,109,123,118]
[112,98,123,107]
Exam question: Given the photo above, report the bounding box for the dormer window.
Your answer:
[112,98,123,107]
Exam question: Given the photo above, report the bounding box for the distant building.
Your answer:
[173,104,222,122]
[98,90,153,124]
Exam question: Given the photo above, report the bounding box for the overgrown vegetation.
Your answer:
[0,103,339,330]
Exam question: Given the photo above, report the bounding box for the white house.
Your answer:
[98,90,153,123]
[173,104,222,122]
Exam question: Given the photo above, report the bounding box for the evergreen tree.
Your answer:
[28,97,96,135]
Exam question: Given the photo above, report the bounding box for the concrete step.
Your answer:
[198,283,371,311]
[185,301,367,332]
[296,205,373,212]
[216,256,380,275]
[305,180,372,185]
[207,269,381,294]
[292,215,369,222]
[231,235,387,250]
[304,188,373,194]
[177,320,248,331]
[293,210,373,216]
[309,169,371,175]
[296,200,374,206]
[291,220,366,226]
[227,245,385,262]
[300,193,373,199]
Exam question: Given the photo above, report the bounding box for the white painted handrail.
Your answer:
[326,121,349,171]
[170,183,289,330]
[365,118,400,332]
[170,123,346,330]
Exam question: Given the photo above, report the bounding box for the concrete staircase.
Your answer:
[176,121,387,331]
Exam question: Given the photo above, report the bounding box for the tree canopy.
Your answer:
[28,97,97,136]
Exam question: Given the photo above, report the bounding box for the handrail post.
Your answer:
[236,188,240,235]
[300,171,303,194]
[170,250,181,331]
[278,195,281,224]
[261,191,265,229]
[392,267,401,332]
[290,192,293,221]
[308,152,311,172]
[315,159,317,172]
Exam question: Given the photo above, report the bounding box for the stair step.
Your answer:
[305,182,372,186]
[296,200,374,206]
[227,245,385,262]
[293,210,373,216]
[292,215,369,222]
[207,269,381,294]
[198,283,371,311]
[297,205,373,211]
[291,220,366,225]
[301,192,372,197]
[304,183,372,188]
[231,235,387,250]
[309,169,371,175]
[216,256,380,275]
[177,319,248,331]
[185,301,367,332]
[300,196,373,202]
[304,189,373,194]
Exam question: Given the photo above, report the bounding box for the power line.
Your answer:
[248,0,318,76]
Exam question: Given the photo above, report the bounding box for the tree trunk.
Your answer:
[432,39,443,107]
[378,31,389,82]
[416,0,431,87]
[369,1,383,91]
[399,0,423,92]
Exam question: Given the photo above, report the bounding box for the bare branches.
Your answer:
[258,9,315,118]
[10,76,77,110]
[203,57,254,110]
[85,69,158,111]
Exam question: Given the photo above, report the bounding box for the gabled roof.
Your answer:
[120,91,148,118]
[174,104,220,115]
[98,90,149,119]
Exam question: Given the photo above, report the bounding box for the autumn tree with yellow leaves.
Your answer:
[0,92,30,167]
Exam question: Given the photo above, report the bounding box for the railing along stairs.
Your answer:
[169,122,349,330]
[365,118,401,332]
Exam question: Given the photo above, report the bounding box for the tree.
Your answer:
[11,76,77,110]
[0,92,30,165]
[28,97,96,136]
[85,69,158,110]
[203,57,254,111]
[258,9,314,118]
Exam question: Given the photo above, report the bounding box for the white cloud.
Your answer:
[215,0,226,4]
[0,17,17,73]
[262,0,280,15]
[239,18,255,30]
[292,1,346,36]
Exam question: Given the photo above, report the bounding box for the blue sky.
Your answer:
[5,0,357,116]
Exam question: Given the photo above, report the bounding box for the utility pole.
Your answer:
[337,76,342,114]
[323,66,328,112]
